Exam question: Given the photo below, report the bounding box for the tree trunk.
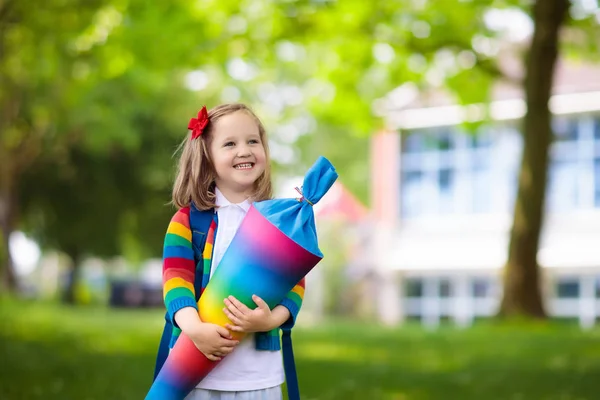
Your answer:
[499,0,570,318]
[0,170,18,293]
[63,249,82,304]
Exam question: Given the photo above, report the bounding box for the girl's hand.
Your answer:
[186,321,239,361]
[223,295,274,333]
[175,307,239,361]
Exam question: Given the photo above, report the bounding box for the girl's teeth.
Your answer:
[235,163,252,170]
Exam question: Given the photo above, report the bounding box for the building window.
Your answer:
[472,278,492,298]
[437,130,453,151]
[404,130,454,153]
[404,133,424,154]
[556,278,580,299]
[595,159,600,207]
[405,278,423,297]
[400,115,600,218]
[553,118,579,142]
[472,149,492,213]
[439,279,452,298]
[470,130,492,149]
[547,160,580,211]
[401,169,424,217]
[438,168,453,192]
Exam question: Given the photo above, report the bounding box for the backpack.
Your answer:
[153,205,300,400]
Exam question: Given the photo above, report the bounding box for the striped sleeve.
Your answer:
[278,277,305,330]
[163,207,198,325]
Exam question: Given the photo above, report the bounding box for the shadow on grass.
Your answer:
[0,333,156,400]
[291,355,600,400]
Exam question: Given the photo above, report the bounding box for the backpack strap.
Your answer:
[153,312,173,380]
[153,204,214,381]
[282,327,300,400]
[189,204,216,300]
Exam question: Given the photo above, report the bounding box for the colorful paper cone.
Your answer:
[146,156,338,400]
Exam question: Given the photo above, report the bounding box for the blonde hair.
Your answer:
[171,103,272,210]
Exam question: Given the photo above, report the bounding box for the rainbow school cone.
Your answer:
[146,156,338,400]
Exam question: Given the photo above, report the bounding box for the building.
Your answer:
[299,181,372,323]
[370,59,600,328]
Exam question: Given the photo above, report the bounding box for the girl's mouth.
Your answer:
[234,162,254,170]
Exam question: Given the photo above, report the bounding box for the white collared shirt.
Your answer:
[196,187,284,392]
[209,188,252,278]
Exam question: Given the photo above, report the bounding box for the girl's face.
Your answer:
[209,111,267,201]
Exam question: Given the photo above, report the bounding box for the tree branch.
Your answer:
[0,0,16,23]
[403,36,523,86]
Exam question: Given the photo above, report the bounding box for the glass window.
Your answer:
[471,150,492,213]
[595,159,600,207]
[438,130,453,151]
[594,117,600,141]
[439,279,452,298]
[404,130,454,153]
[404,133,424,154]
[472,171,491,213]
[553,118,578,142]
[469,130,492,149]
[438,168,455,214]
[404,169,423,183]
[471,149,490,171]
[422,134,441,152]
[405,278,423,297]
[556,279,579,299]
[438,168,453,193]
[401,170,424,217]
[547,160,579,211]
[401,125,503,217]
[472,278,491,298]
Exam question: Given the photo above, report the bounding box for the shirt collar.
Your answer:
[215,187,252,212]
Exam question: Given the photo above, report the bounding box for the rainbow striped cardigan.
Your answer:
[163,206,305,350]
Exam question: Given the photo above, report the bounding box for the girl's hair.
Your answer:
[171,103,272,210]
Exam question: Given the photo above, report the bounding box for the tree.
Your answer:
[0,0,110,292]
[2,0,233,295]
[265,0,600,318]
[498,0,570,317]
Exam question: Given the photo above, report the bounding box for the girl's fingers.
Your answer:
[224,308,244,325]
[224,299,246,319]
[205,353,221,361]
[252,295,269,310]
[227,296,249,313]
[225,323,243,332]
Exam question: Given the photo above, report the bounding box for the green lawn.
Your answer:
[1,300,599,400]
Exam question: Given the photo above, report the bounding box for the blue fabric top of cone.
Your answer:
[254,156,338,258]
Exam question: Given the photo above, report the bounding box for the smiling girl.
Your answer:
[159,104,305,400]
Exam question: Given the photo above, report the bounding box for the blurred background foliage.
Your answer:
[2,0,598,297]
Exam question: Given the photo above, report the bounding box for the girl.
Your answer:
[162,103,305,400]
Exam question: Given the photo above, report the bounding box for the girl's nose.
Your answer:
[237,145,252,157]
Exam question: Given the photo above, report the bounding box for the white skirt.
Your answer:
[185,386,282,400]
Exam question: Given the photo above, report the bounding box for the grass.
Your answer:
[1,300,599,399]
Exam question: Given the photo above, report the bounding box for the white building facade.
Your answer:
[370,66,600,329]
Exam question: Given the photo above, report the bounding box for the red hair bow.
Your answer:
[188,106,209,140]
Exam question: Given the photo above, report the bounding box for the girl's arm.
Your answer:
[162,207,198,326]
[278,277,305,330]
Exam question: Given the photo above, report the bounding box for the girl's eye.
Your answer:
[249,139,260,144]
[224,141,235,147]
